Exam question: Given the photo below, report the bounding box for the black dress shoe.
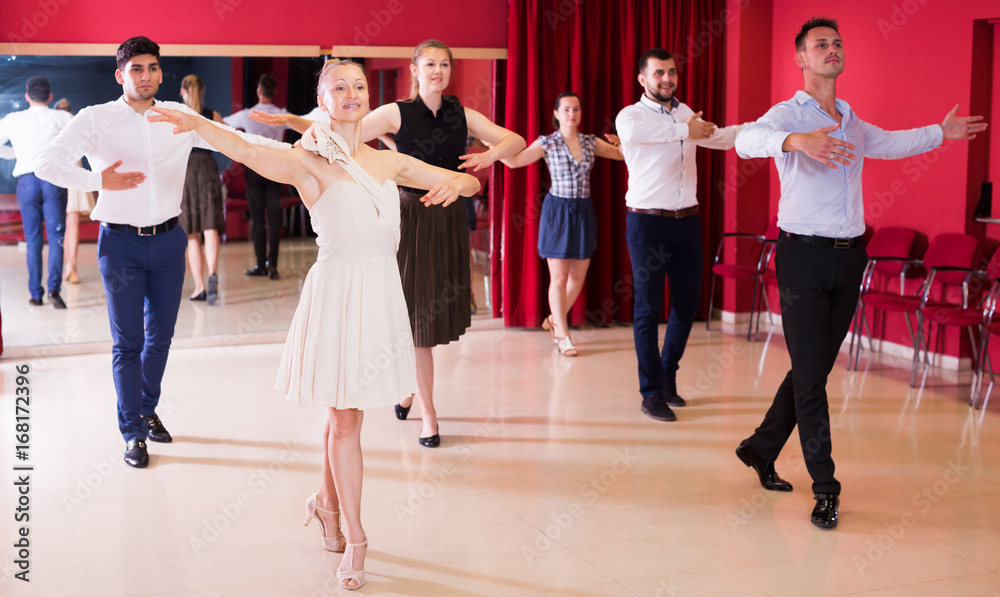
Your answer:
[189,290,207,301]
[124,439,149,468]
[244,265,268,276]
[811,493,839,529]
[28,297,43,306]
[394,403,411,420]
[144,413,173,443]
[268,267,280,280]
[736,439,793,491]
[48,291,67,309]
[662,379,686,407]
[641,396,676,422]
[418,426,440,448]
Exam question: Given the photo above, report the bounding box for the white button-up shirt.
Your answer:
[36,97,289,227]
[224,102,288,141]
[616,94,746,210]
[735,90,943,238]
[0,105,72,177]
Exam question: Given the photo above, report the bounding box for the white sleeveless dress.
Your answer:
[276,128,417,408]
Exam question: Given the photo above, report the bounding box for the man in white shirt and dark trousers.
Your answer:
[616,48,747,423]
[37,37,289,468]
[0,75,71,309]
[734,17,986,528]
[224,74,287,280]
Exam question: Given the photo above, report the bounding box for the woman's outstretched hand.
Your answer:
[148,106,201,134]
[421,180,463,207]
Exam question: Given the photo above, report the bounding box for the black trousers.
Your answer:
[245,168,283,268]
[748,235,867,495]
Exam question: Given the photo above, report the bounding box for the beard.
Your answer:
[645,85,675,103]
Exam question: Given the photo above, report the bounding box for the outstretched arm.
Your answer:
[594,137,624,160]
[150,106,314,195]
[497,138,544,168]
[391,150,481,206]
[249,110,311,134]
[460,108,527,171]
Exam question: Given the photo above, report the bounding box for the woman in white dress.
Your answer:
[150,59,480,591]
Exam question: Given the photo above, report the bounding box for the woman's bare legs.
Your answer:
[547,257,591,344]
[63,211,80,282]
[408,347,437,438]
[186,233,206,298]
[328,408,366,588]
[203,229,220,276]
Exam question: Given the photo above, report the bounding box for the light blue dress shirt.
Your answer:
[735,90,943,238]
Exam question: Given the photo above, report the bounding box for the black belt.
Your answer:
[627,205,699,218]
[103,217,179,237]
[779,229,863,249]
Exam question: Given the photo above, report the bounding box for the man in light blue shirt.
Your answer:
[733,17,986,529]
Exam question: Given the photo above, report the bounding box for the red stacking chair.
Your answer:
[851,233,978,385]
[972,276,1000,409]
[912,247,1000,389]
[847,227,917,370]
[751,220,781,341]
[706,221,775,341]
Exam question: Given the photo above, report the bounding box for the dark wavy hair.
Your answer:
[116,36,160,70]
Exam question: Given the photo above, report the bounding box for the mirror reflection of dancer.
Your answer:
[151,59,480,590]
[36,36,289,470]
[178,75,226,304]
[498,92,623,356]
[252,40,526,447]
[734,17,987,529]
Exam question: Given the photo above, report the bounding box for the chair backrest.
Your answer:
[867,227,917,277]
[924,233,979,286]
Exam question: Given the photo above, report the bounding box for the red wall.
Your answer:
[0,0,507,48]
[757,1,1000,361]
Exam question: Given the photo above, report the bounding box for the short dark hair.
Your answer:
[258,74,277,98]
[795,17,840,51]
[116,36,160,70]
[25,75,51,102]
[637,48,673,74]
[552,91,580,128]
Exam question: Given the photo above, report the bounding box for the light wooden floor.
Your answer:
[1,241,998,596]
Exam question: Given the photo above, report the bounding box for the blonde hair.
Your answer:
[317,58,367,96]
[53,98,72,113]
[180,74,204,114]
[408,40,453,99]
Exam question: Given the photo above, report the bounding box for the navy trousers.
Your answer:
[97,224,187,443]
[17,173,67,300]
[625,211,703,400]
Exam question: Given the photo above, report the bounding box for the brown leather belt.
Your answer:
[627,205,699,218]
[103,217,180,237]
[779,229,863,249]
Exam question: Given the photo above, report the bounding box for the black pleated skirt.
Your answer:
[397,189,472,347]
[179,152,224,234]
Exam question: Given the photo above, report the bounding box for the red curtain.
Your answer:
[501,0,728,327]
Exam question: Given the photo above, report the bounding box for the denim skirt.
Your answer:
[537,193,596,260]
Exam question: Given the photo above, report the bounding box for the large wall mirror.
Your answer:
[0,46,502,356]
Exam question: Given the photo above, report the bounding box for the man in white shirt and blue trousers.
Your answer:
[0,75,70,309]
[616,48,746,423]
[37,37,289,468]
[734,17,986,529]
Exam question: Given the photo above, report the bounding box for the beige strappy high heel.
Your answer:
[337,538,367,590]
[303,493,346,552]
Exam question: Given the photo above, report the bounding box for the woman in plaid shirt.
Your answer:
[501,92,623,355]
